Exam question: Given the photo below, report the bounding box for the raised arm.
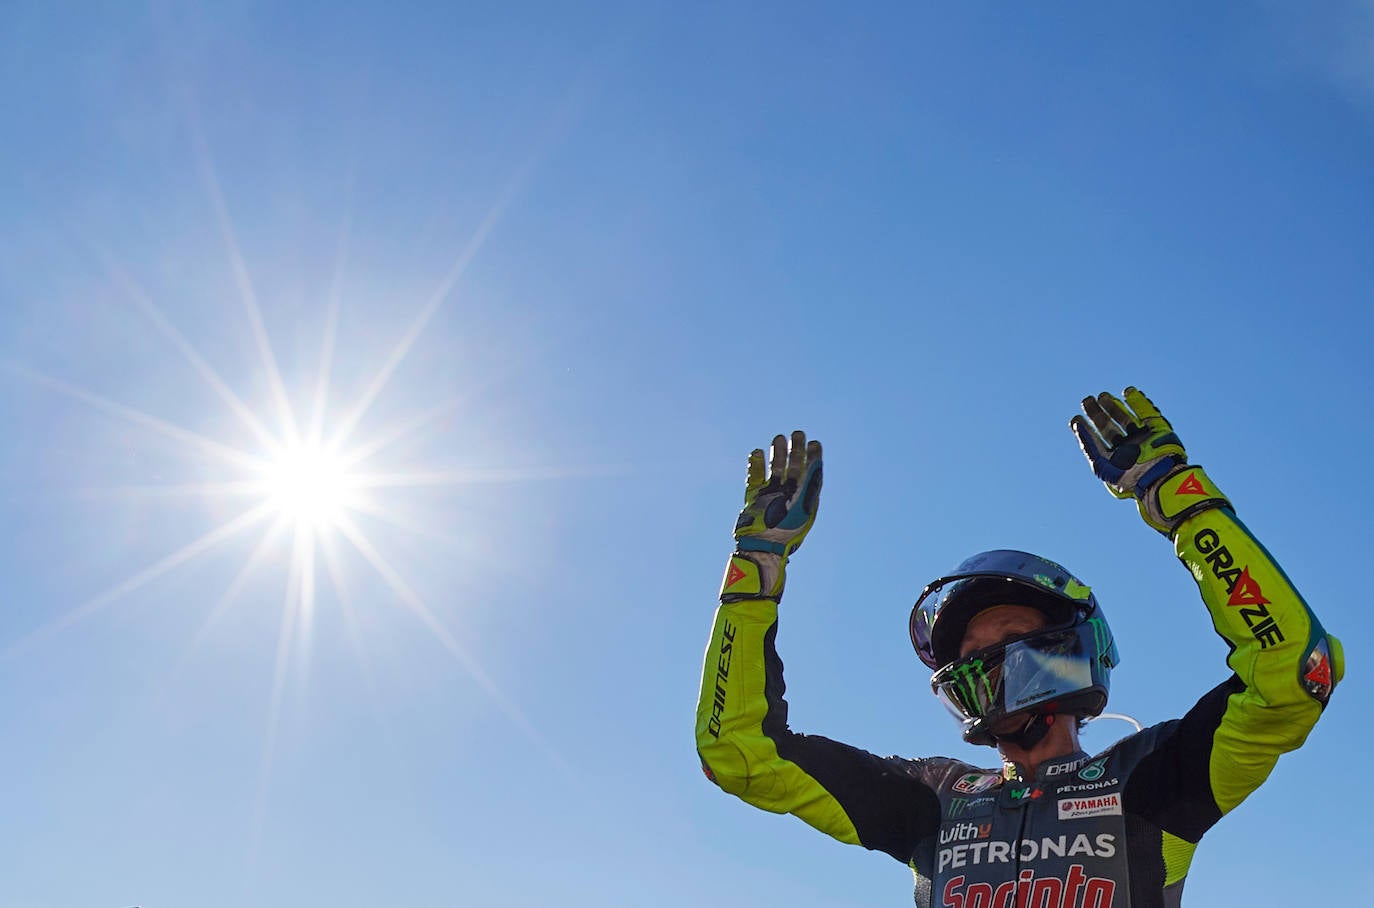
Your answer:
[1072,388,1343,818]
[694,432,939,861]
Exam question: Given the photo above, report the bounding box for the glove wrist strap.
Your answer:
[720,551,786,602]
[1140,464,1231,537]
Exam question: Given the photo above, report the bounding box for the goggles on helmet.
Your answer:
[931,621,1117,746]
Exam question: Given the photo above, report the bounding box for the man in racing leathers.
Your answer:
[695,388,1341,907]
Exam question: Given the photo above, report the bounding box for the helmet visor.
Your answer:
[931,624,1103,721]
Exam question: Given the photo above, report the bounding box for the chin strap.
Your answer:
[994,712,1056,750]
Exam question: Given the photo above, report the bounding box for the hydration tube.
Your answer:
[1088,712,1144,732]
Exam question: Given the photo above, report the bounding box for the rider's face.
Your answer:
[960,605,1048,657]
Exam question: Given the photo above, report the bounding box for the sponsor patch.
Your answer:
[937,834,1117,872]
[947,796,996,818]
[1175,471,1207,496]
[1044,757,1087,777]
[953,772,1000,794]
[939,821,992,845]
[1007,785,1044,802]
[1058,793,1122,820]
[1194,528,1285,649]
[1058,778,1120,795]
[942,864,1116,908]
[1306,655,1332,688]
[1303,638,1335,704]
[1077,756,1109,781]
[1225,567,1270,608]
[704,621,736,739]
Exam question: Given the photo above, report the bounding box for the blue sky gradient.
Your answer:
[2,3,1372,906]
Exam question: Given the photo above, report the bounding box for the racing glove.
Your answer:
[1071,387,1230,537]
[721,431,822,602]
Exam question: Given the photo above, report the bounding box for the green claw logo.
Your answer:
[1087,616,1116,667]
[947,659,996,714]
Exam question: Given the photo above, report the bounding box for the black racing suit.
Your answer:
[696,483,1341,907]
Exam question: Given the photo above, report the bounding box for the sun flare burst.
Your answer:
[1,135,585,863]
[259,440,359,534]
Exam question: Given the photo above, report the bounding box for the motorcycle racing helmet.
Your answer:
[909,550,1119,746]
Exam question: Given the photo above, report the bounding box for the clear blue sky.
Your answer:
[2,3,1371,906]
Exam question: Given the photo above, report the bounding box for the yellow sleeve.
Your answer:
[695,554,940,860]
[1163,467,1343,814]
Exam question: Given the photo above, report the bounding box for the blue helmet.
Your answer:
[909,550,1120,746]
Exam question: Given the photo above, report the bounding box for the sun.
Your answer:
[0,136,585,865]
[260,440,358,533]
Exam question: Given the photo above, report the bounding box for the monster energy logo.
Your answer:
[1087,616,1116,667]
[946,658,996,713]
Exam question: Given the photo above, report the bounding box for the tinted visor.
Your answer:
[931,624,1107,721]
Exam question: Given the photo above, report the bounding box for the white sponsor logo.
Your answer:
[1057,777,1120,794]
[1044,757,1087,776]
[937,833,1117,873]
[939,821,992,844]
[1057,793,1122,820]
